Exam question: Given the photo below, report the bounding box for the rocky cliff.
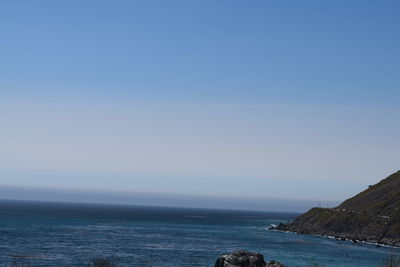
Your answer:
[277,171,400,246]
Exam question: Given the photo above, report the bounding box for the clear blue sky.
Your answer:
[0,1,399,210]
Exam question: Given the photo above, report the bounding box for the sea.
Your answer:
[0,200,399,267]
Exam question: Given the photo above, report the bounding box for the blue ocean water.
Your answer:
[0,200,399,266]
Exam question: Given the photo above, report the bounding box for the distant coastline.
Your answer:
[276,171,400,248]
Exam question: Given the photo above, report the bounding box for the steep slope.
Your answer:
[277,171,400,246]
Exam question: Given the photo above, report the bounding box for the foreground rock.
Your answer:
[276,171,400,247]
[214,250,285,267]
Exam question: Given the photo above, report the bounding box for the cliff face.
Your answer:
[277,171,400,246]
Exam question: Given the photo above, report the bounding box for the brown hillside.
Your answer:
[277,171,400,246]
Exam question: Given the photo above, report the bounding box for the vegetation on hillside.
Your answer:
[380,255,400,267]
[277,171,400,247]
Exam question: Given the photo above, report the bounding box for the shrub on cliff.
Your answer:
[380,255,400,267]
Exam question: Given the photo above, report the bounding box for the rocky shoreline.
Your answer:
[274,171,400,249]
[271,226,400,248]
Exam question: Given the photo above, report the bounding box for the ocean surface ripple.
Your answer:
[0,200,398,266]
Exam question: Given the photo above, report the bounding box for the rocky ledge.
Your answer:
[214,250,285,267]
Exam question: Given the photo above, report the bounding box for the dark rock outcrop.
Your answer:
[266,260,286,267]
[277,171,400,247]
[214,250,285,267]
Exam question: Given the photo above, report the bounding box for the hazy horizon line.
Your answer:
[0,185,340,213]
